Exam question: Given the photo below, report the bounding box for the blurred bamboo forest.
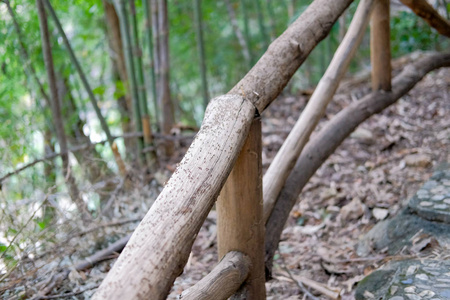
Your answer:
[0,0,448,270]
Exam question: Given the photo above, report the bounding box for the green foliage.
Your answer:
[0,0,448,273]
[390,11,447,57]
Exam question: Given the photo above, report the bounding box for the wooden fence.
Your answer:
[92,0,450,299]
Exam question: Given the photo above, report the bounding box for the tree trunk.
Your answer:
[143,0,159,124]
[255,0,269,50]
[264,52,450,276]
[193,0,210,110]
[217,119,265,299]
[43,0,125,176]
[370,0,392,91]
[57,74,114,186]
[102,0,134,156]
[263,0,375,222]
[36,0,90,221]
[129,0,157,167]
[93,1,353,298]
[240,0,253,63]
[265,0,276,41]
[157,0,175,156]
[225,0,252,68]
[114,0,144,162]
[43,128,56,221]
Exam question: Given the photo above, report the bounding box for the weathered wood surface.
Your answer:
[229,0,354,112]
[264,52,450,275]
[217,120,265,299]
[399,0,450,37]
[371,0,392,91]
[180,251,251,300]
[93,1,354,298]
[93,95,254,299]
[263,0,375,222]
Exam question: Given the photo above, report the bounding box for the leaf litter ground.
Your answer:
[1,67,449,299]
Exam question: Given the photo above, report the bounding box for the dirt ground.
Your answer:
[170,67,450,299]
[1,67,449,299]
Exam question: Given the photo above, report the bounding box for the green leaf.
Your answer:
[92,85,106,96]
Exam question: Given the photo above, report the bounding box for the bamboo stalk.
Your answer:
[265,52,450,276]
[129,0,157,167]
[113,0,144,162]
[142,0,159,124]
[36,0,90,221]
[43,0,126,176]
[263,0,375,222]
[93,1,354,298]
[193,0,210,110]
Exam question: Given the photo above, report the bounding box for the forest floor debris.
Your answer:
[1,68,449,299]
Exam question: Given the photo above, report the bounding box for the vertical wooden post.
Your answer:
[217,118,265,299]
[370,0,392,91]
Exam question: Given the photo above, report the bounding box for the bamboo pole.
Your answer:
[193,0,210,110]
[43,0,126,176]
[370,0,392,91]
[142,0,159,125]
[263,0,375,222]
[265,52,450,275]
[217,119,265,299]
[114,0,144,162]
[129,0,157,167]
[225,0,252,68]
[36,0,90,221]
[93,1,354,298]
[157,0,175,155]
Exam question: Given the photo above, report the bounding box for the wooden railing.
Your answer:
[92,0,450,299]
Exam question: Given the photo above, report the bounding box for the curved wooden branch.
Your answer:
[93,1,354,299]
[180,251,251,300]
[399,0,450,37]
[264,51,450,277]
[263,0,375,222]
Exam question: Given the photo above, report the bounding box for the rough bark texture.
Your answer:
[180,251,251,300]
[217,120,265,299]
[399,0,450,37]
[263,0,375,222]
[93,1,354,298]
[93,95,255,300]
[370,0,392,91]
[229,0,354,113]
[264,52,450,277]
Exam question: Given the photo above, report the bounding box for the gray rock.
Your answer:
[356,260,450,300]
